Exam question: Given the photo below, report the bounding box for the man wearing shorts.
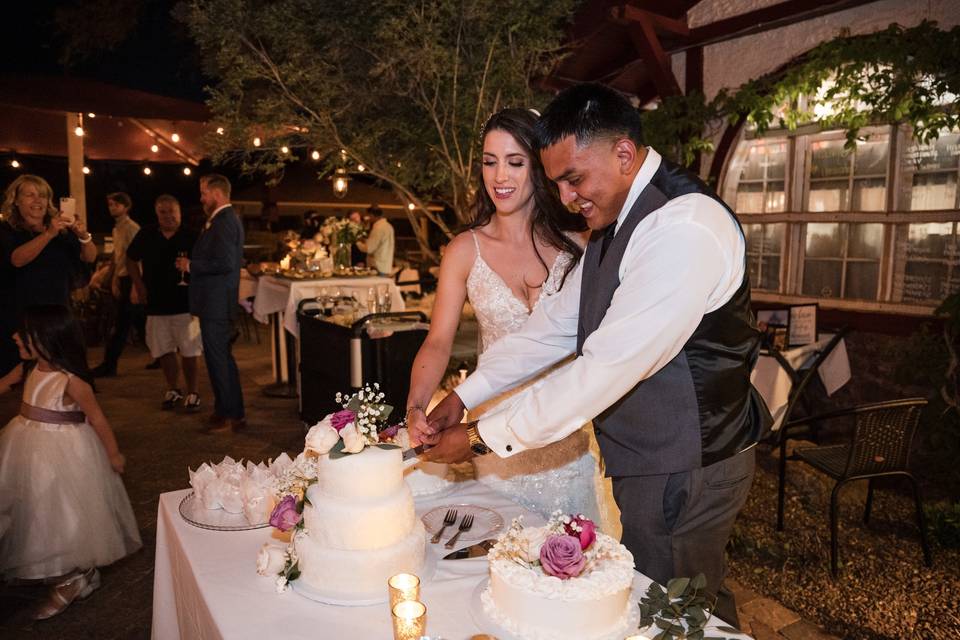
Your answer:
[127,195,202,411]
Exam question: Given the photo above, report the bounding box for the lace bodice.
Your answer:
[465,230,570,353]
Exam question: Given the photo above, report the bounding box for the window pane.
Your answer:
[759,256,781,291]
[810,139,850,179]
[765,142,787,179]
[900,261,949,302]
[765,181,786,212]
[853,136,889,176]
[802,259,842,298]
[762,223,784,254]
[742,224,762,254]
[808,179,848,211]
[735,183,764,213]
[910,172,958,210]
[740,145,765,180]
[844,262,879,300]
[747,254,761,288]
[847,223,883,259]
[905,222,954,260]
[904,132,960,172]
[805,223,843,258]
[851,178,886,210]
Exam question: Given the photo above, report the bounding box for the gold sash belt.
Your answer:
[20,402,86,424]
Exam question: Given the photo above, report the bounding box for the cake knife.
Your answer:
[402,444,427,461]
[442,539,496,560]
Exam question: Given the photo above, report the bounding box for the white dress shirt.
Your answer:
[455,149,747,458]
[205,203,232,229]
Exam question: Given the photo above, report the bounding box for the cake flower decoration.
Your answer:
[269,494,302,532]
[539,534,587,580]
[303,384,403,458]
[563,514,597,551]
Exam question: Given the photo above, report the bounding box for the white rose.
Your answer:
[305,419,340,455]
[256,543,287,576]
[340,422,366,453]
[517,527,549,564]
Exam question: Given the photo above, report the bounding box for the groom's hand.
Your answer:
[423,423,474,464]
[424,392,466,435]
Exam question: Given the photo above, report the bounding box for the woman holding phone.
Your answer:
[0,175,97,314]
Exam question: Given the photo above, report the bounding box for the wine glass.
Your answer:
[177,251,189,286]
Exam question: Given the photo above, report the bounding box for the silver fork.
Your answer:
[430,509,458,544]
[444,514,474,549]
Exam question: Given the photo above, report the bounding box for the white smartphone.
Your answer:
[59,197,77,225]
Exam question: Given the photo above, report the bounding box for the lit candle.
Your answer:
[391,600,426,640]
[387,573,420,609]
[279,255,291,270]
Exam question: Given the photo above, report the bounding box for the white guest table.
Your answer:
[152,480,750,640]
[249,275,406,391]
[751,333,851,430]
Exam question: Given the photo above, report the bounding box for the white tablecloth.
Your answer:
[252,275,405,337]
[152,481,750,640]
[751,333,851,430]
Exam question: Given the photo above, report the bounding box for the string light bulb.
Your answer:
[253,136,262,147]
[407,203,415,211]
[82,166,91,175]
[357,164,365,172]
[143,166,152,176]
[216,127,225,135]
[311,150,320,160]
[10,159,20,168]
[87,112,96,118]
[151,144,160,153]
[74,125,84,137]
[281,146,290,154]
[183,167,192,176]
[171,132,181,143]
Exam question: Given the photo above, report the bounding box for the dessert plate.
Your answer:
[178,492,270,532]
[421,504,504,544]
[291,551,437,607]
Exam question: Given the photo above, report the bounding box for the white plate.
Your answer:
[421,504,504,544]
[178,492,269,531]
[467,577,645,640]
[291,550,437,606]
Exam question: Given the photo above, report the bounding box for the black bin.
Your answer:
[297,300,428,424]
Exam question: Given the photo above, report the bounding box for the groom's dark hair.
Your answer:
[534,83,643,150]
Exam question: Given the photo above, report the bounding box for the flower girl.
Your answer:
[0,305,141,620]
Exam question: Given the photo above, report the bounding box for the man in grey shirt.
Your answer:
[357,205,394,275]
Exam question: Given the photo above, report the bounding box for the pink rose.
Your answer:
[564,515,597,550]
[539,534,586,580]
[269,495,301,532]
[379,423,400,439]
[330,410,356,432]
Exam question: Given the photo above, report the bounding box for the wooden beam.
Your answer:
[616,8,682,98]
[617,5,690,36]
[670,0,877,52]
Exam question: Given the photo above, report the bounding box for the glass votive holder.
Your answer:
[391,600,427,640]
[388,572,420,608]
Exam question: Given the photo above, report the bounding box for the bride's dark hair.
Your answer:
[468,108,586,290]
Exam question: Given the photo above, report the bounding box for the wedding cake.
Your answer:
[294,446,425,598]
[480,514,638,640]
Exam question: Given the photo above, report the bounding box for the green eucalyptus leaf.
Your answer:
[667,577,690,599]
[327,439,350,459]
[690,573,708,590]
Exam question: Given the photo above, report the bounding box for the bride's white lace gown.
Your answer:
[465,231,609,525]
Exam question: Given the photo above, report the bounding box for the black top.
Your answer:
[0,221,85,312]
[127,226,199,315]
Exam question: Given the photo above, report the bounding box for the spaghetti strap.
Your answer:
[469,229,481,258]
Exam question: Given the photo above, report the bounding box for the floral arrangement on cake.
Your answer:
[257,384,404,592]
[490,512,618,580]
[303,383,403,457]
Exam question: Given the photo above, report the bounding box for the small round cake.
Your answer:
[480,518,637,640]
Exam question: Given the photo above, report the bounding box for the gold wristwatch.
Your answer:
[465,420,490,456]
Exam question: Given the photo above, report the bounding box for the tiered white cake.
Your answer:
[481,524,638,640]
[293,446,426,599]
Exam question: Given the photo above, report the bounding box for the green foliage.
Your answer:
[637,574,737,640]
[643,21,960,167]
[925,501,960,549]
[176,0,577,254]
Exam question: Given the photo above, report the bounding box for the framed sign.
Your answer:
[788,304,818,346]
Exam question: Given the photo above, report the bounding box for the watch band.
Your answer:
[466,420,490,455]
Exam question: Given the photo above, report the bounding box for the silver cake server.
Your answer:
[442,538,497,560]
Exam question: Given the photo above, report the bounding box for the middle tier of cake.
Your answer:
[302,483,416,550]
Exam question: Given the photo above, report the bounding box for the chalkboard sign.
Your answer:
[788,304,818,346]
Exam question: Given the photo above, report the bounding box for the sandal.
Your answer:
[31,568,100,620]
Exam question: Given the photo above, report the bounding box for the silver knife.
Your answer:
[402,444,427,461]
[442,539,497,560]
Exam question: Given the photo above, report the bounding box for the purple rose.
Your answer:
[330,410,356,433]
[379,423,400,439]
[539,534,586,580]
[269,495,301,532]
[564,515,597,550]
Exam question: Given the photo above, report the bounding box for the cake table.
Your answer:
[152,480,753,640]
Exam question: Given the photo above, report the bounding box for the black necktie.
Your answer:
[598,224,616,263]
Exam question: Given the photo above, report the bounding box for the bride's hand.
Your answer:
[406,408,438,446]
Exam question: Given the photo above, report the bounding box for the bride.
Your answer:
[406,108,603,522]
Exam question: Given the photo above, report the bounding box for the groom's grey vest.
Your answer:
[577,159,771,477]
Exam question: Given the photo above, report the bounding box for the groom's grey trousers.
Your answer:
[612,446,755,620]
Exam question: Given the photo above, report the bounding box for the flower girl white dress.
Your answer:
[0,368,141,580]
[465,231,603,523]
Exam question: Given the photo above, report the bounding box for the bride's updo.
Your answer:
[469,108,586,289]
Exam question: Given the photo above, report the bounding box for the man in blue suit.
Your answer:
[176,174,245,433]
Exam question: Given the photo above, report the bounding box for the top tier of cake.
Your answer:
[315,445,404,500]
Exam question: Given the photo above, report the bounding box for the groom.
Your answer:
[415,83,770,625]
